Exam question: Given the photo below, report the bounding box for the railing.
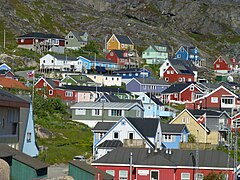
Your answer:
[123,139,146,148]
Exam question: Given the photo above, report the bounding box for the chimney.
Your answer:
[165,149,169,154]
[169,148,172,155]
[148,148,151,154]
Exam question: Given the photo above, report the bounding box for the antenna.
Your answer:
[196,130,199,176]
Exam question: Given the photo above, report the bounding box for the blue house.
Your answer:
[126,77,170,97]
[112,68,150,83]
[0,63,11,71]
[175,46,202,67]
[77,56,119,73]
[92,117,188,159]
[137,93,176,118]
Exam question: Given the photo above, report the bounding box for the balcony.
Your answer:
[123,139,146,148]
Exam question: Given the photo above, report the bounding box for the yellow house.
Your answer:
[107,34,134,51]
[169,109,221,145]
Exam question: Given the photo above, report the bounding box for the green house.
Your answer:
[142,45,169,64]
[70,102,144,128]
[65,31,88,50]
[61,74,97,86]
[69,161,113,180]
[0,144,48,180]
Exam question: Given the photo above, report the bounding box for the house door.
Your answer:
[151,170,159,180]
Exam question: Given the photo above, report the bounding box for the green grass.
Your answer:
[36,115,93,165]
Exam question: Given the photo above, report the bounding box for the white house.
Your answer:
[86,74,122,87]
[40,54,81,72]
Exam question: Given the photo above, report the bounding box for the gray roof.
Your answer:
[69,161,113,180]
[161,124,187,134]
[169,58,195,75]
[115,34,133,44]
[71,31,87,42]
[113,68,149,74]
[112,50,128,59]
[93,122,116,131]
[135,78,170,86]
[52,54,77,61]
[97,140,123,148]
[0,89,29,105]
[0,144,48,170]
[45,78,60,88]
[18,32,64,40]
[145,93,164,106]
[96,94,142,105]
[188,109,226,118]
[161,83,193,94]
[93,147,234,168]
[70,102,143,110]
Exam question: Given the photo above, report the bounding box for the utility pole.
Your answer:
[3,29,6,49]
[196,130,199,180]
[130,152,132,180]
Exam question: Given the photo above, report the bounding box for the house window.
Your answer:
[119,170,128,180]
[106,170,115,176]
[174,94,178,98]
[222,98,233,104]
[135,73,138,76]
[181,173,190,180]
[66,41,68,45]
[112,38,115,42]
[69,35,73,38]
[182,117,190,124]
[177,54,181,58]
[122,44,125,48]
[136,110,141,117]
[211,97,218,103]
[43,60,45,63]
[179,78,182,82]
[148,105,151,110]
[151,171,159,180]
[166,63,169,66]
[163,135,173,142]
[194,173,204,180]
[113,132,119,139]
[117,78,119,81]
[92,109,102,116]
[27,132,31,143]
[51,60,54,63]
[110,52,114,56]
[128,132,134,139]
[142,97,145,101]
[216,64,220,68]
[171,70,174,74]
[167,70,170,74]
[190,85,194,91]
[65,91,73,97]
[188,78,192,82]
[105,77,108,80]
[75,109,86,115]
[123,73,126,76]
[20,39,24,43]
[165,77,169,82]
[49,90,53,95]
[111,110,122,116]
[94,76,96,79]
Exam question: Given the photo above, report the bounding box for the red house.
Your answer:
[106,50,128,68]
[92,147,234,180]
[163,59,196,83]
[161,83,203,104]
[186,85,240,112]
[213,56,231,74]
[0,70,15,79]
[17,32,65,54]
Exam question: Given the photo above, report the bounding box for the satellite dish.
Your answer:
[227,75,234,82]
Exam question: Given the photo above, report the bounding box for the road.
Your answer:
[48,164,68,178]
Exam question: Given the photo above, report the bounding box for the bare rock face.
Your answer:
[0,159,10,180]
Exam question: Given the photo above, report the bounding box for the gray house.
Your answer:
[65,31,88,50]
[70,102,144,128]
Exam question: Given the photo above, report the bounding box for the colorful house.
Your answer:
[92,117,188,159]
[61,74,97,86]
[70,102,144,127]
[0,70,15,79]
[136,93,175,118]
[175,46,202,67]
[78,56,119,73]
[86,74,122,87]
[107,34,134,51]
[213,55,240,74]
[169,109,230,144]
[92,147,234,180]
[17,32,65,54]
[0,90,38,157]
[161,58,197,83]
[185,85,240,113]
[160,83,203,104]
[126,78,170,97]
[65,31,88,49]
[0,77,28,91]
[142,45,169,64]
[0,63,11,71]
[39,54,79,72]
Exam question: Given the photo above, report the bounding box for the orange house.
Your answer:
[107,34,134,51]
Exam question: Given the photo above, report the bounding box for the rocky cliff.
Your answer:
[0,0,240,66]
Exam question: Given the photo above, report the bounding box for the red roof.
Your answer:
[0,77,28,90]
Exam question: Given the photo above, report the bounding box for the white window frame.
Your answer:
[110,109,122,116]
[171,70,174,74]
[92,109,102,116]
[211,97,218,103]
[216,64,220,68]
[181,173,190,180]
[49,90,53,95]
[190,85,194,91]
[150,170,159,180]
[106,170,115,177]
[194,173,204,180]
[65,91,73,97]
[113,131,119,140]
[119,170,128,180]
[75,109,86,115]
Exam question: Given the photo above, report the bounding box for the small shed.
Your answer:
[69,160,114,180]
[0,144,48,180]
